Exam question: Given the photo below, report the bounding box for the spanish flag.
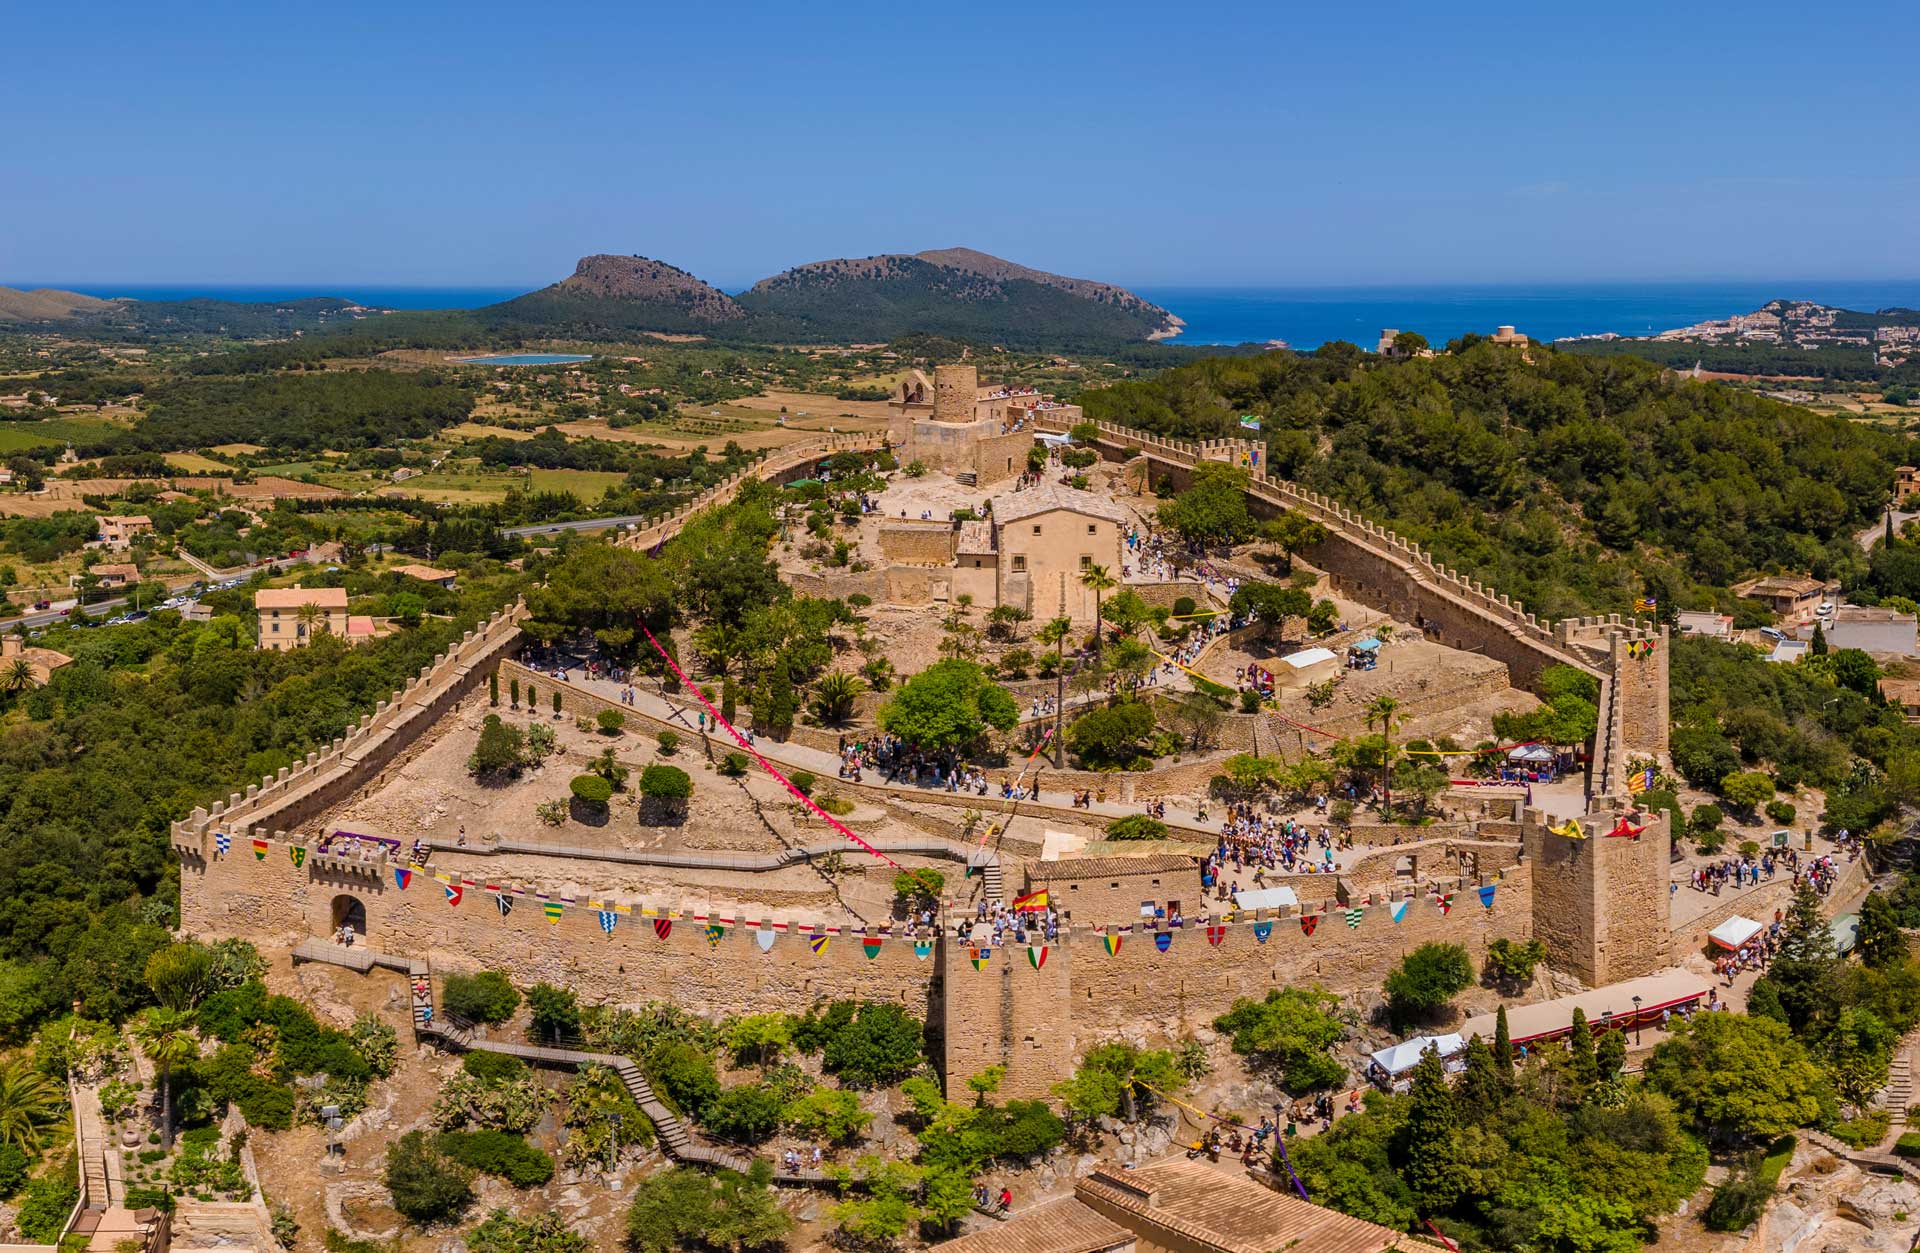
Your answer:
[1011,889,1048,911]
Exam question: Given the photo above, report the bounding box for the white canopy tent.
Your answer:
[1231,886,1300,913]
[1508,745,1555,763]
[1368,1034,1465,1078]
[1708,915,1764,951]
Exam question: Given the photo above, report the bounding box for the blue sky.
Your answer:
[4,1,1916,290]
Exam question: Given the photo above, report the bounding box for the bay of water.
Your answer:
[16,279,1920,350]
[1133,281,1920,348]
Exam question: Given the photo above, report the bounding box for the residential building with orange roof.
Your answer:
[255,584,349,652]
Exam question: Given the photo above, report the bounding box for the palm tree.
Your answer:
[1367,695,1401,816]
[808,672,865,726]
[3,657,36,693]
[295,601,322,641]
[131,1008,199,1150]
[0,1060,61,1153]
[1036,616,1072,655]
[1079,564,1117,658]
[693,623,741,678]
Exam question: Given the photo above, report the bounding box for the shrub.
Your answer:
[1894,1132,1920,1159]
[384,1130,473,1224]
[820,1002,925,1089]
[719,752,749,777]
[782,1088,872,1146]
[656,730,681,756]
[1766,800,1797,826]
[1690,804,1723,834]
[646,1042,720,1122]
[466,1211,588,1253]
[435,1130,554,1188]
[703,1084,785,1144]
[441,972,521,1025]
[0,1142,30,1199]
[788,770,817,796]
[14,1159,78,1243]
[1238,688,1262,713]
[462,1051,527,1083]
[818,795,855,816]
[1172,596,1197,618]
[893,868,944,902]
[468,715,525,777]
[569,774,614,806]
[596,709,626,735]
[1106,815,1168,841]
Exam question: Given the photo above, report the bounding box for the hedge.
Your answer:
[570,774,614,805]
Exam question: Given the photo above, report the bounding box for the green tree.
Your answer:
[625,1162,792,1253]
[1493,1004,1514,1081]
[0,1060,61,1153]
[144,940,215,1011]
[1384,943,1474,1030]
[808,671,865,726]
[1229,582,1312,641]
[526,983,579,1044]
[1757,882,1842,1033]
[876,660,1018,751]
[465,1209,589,1253]
[1858,891,1906,968]
[1261,511,1328,573]
[469,714,526,777]
[1482,938,1546,991]
[1645,1012,1830,1141]
[781,1087,871,1146]
[441,971,521,1024]
[1367,695,1401,813]
[820,1002,924,1089]
[1720,770,1775,813]
[1567,1007,1598,1091]
[1393,1044,1466,1211]
[1211,986,1347,1091]
[704,1084,785,1144]
[1079,564,1118,657]
[1066,699,1156,768]
[384,1129,474,1224]
[130,1007,198,1150]
[1156,462,1254,547]
[1595,1024,1627,1081]
[1053,1042,1184,1122]
[726,1014,792,1068]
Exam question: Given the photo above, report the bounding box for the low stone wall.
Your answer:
[1672,852,1871,955]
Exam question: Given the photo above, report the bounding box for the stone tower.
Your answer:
[933,364,979,423]
[1523,806,1673,986]
[937,934,1075,1100]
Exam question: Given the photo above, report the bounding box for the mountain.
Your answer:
[0,285,118,324]
[481,254,745,335]
[736,247,1179,346]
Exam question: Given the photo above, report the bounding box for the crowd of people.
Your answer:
[955,897,1061,945]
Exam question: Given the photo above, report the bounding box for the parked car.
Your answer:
[32,599,49,610]
[1759,627,1786,641]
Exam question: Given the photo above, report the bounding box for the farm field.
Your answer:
[165,452,233,472]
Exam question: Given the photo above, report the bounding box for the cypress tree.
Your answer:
[489,671,499,707]
[1395,1044,1467,1212]
[1811,621,1828,655]
[1455,1035,1502,1121]
[552,690,562,718]
[1493,1004,1514,1082]
[510,677,520,708]
[722,676,738,724]
[1595,1025,1626,1081]
[1567,1006,1597,1091]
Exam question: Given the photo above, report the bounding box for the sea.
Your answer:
[17,279,1920,350]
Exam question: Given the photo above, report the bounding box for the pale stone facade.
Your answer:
[255,585,349,652]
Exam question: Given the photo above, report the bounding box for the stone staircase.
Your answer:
[954,471,977,487]
[1875,1031,1917,1132]
[979,857,1006,904]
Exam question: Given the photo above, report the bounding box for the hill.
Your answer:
[480,254,746,336]
[1078,340,1914,617]
[736,247,1177,346]
[0,285,118,323]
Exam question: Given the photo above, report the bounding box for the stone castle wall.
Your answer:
[934,365,978,422]
[878,524,957,566]
[970,430,1034,487]
[1522,808,1673,986]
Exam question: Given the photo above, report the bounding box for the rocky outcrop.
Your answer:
[551,255,745,322]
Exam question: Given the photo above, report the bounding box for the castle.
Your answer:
[885,364,1078,487]
[169,420,1813,1114]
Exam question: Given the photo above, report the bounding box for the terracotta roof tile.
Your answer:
[928,1197,1131,1253]
[1075,1160,1434,1253]
[992,481,1130,527]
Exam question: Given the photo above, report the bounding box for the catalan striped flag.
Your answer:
[1626,766,1654,794]
[1633,596,1657,612]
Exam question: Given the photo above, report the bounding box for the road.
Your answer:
[0,554,302,632]
[501,515,648,539]
[1857,509,1919,552]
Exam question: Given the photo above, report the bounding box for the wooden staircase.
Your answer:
[297,941,828,1186]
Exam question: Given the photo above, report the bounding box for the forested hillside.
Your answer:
[1080,342,1912,618]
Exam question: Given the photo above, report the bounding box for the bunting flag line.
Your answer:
[1012,889,1048,911]
[1154,931,1172,953]
[704,924,726,948]
[496,894,513,918]
[1102,932,1123,957]
[251,838,269,860]
[543,900,565,925]
[289,844,306,868]
[913,941,932,961]
[808,934,830,955]
[1346,906,1364,929]
[653,919,672,941]
[598,910,618,936]
[394,866,412,890]
[969,946,991,971]
[1206,925,1226,947]
[862,937,884,960]
[755,929,776,953]
[1390,899,1410,924]
[215,831,231,856]
[1477,884,1497,909]
[1626,766,1654,794]
[1549,819,1587,840]
[444,882,463,907]
[1027,945,1048,970]
[1252,921,1272,944]
[1301,913,1319,936]
[1607,815,1648,840]
[639,622,903,870]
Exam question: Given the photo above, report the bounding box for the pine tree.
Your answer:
[1770,880,1840,1032]
[1567,1007,1598,1091]
[1595,1026,1626,1081]
[1493,1004,1514,1083]
[1394,1044,1467,1212]
[1858,891,1905,968]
